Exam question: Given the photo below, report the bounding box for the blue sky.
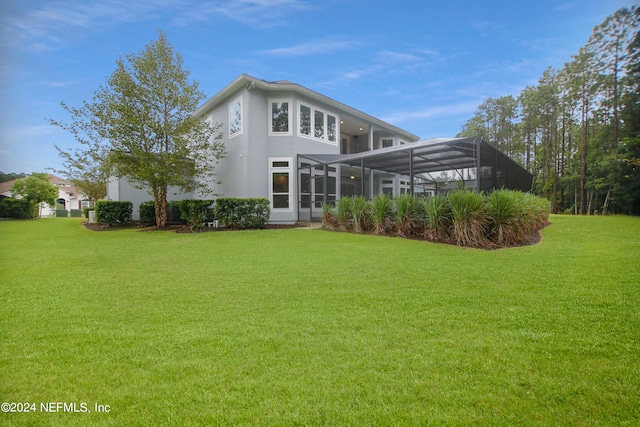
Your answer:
[0,0,633,174]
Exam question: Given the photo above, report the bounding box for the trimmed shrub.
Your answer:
[0,198,32,218]
[139,201,157,225]
[95,200,132,226]
[371,194,394,235]
[215,198,270,229]
[175,199,215,230]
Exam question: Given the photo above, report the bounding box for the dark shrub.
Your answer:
[95,200,132,226]
[215,198,270,229]
[139,201,156,225]
[0,198,32,218]
[175,199,215,230]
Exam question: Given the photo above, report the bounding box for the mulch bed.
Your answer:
[82,221,303,233]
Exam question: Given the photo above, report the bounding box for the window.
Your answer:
[381,138,394,148]
[300,105,311,136]
[298,102,338,145]
[269,158,293,211]
[270,99,291,134]
[327,115,337,142]
[229,96,243,137]
[314,110,324,138]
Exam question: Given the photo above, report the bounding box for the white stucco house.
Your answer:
[107,74,532,223]
[0,174,89,217]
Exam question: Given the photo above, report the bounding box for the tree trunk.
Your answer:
[602,187,611,215]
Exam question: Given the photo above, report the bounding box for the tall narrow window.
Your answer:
[229,96,243,137]
[327,115,337,142]
[300,105,311,136]
[269,158,293,211]
[270,99,291,134]
[314,110,324,138]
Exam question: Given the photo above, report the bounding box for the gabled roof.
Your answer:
[194,74,420,142]
[0,174,85,198]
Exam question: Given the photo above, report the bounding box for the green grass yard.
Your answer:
[1,215,639,425]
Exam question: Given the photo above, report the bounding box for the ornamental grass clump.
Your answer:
[321,203,336,229]
[487,189,521,245]
[371,194,394,235]
[423,194,452,240]
[448,189,489,247]
[351,196,371,233]
[335,197,353,231]
[394,194,423,237]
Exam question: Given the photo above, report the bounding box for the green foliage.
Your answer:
[215,198,270,229]
[394,193,423,237]
[95,200,132,226]
[10,173,58,218]
[139,201,157,225]
[351,196,371,233]
[329,191,549,248]
[82,207,95,218]
[423,194,452,239]
[335,197,352,231]
[448,190,489,247]
[321,203,336,229]
[0,198,32,218]
[52,31,225,227]
[371,194,394,235]
[175,199,215,230]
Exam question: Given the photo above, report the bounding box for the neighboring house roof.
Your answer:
[194,74,420,143]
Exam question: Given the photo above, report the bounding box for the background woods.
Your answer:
[458,6,640,215]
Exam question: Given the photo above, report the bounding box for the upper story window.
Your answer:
[381,138,394,148]
[299,102,338,145]
[269,99,292,135]
[229,96,243,137]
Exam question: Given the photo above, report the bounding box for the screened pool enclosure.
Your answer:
[296,137,533,222]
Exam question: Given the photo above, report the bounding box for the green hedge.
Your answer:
[83,207,95,219]
[95,200,132,226]
[175,199,215,230]
[0,198,32,218]
[215,198,270,229]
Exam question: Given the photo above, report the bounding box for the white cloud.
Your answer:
[259,39,362,56]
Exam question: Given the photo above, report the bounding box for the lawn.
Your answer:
[1,215,639,426]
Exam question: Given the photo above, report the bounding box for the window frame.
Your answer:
[228,95,243,138]
[268,157,293,212]
[269,98,292,135]
[297,101,338,145]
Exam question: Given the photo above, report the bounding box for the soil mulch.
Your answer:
[82,221,305,233]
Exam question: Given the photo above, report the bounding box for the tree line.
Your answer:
[458,6,640,215]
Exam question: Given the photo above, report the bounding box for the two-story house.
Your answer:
[107,74,532,223]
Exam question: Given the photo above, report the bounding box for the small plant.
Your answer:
[371,194,394,235]
[487,190,521,245]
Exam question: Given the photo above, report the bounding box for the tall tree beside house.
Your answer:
[11,172,58,218]
[52,31,225,227]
